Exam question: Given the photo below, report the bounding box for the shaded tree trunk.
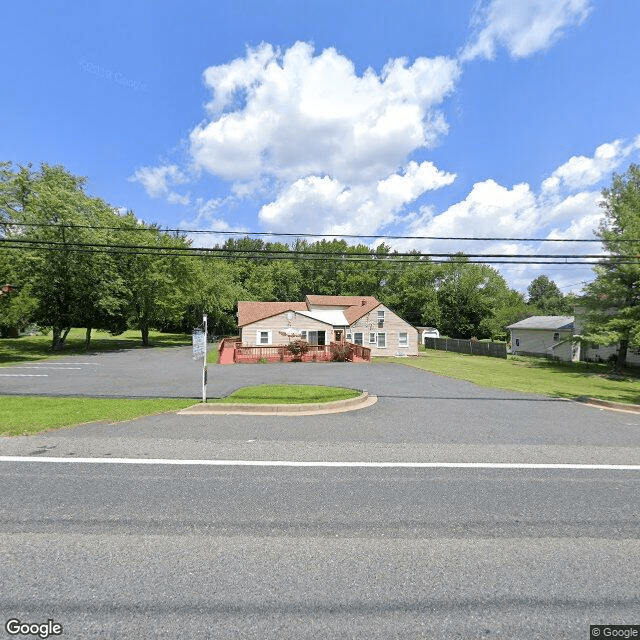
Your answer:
[141,321,149,346]
[84,326,92,350]
[52,326,71,350]
[616,338,629,370]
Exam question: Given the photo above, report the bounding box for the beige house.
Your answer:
[507,314,640,365]
[237,295,418,356]
[507,316,578,361]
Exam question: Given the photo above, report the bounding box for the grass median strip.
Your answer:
[378,351,640,405]
[0,396,194,437]
[210,384,361,405]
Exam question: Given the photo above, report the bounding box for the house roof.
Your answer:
[506,315,574,331]
[306,295,380,323]
[237,301,308,327]
[238,295,387,328]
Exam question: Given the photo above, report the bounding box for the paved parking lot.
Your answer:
[2,346,640,463]
[3,347,640,638]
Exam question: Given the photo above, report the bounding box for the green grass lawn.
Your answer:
[377,351,640,405]
[0,396,194,437]
[210,384,361,404]
[207,341,220,364]
[0,329,191,366]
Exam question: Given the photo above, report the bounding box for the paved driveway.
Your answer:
[1,345,540,399]
[2,346,640,464]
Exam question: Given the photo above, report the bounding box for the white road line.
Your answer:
[9,363,101,366]
[1,457,640,471]
[0,374,49,377]
[10,367,83,370]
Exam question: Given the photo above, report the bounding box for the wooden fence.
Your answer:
[424,337,507,359]
[229,341,371,364]
[350,343,371,361]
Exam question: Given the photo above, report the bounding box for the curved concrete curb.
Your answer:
[176,391,377,416]
[574,396,640,414]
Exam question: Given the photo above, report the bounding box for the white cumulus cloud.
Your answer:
[129,164,188,199]
[461,0,591,61]
[541,138,640,193]
[408,179,539,240]
[189,42,461,186]
[259,161,456,234]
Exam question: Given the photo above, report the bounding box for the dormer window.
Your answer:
[377,309,385,327]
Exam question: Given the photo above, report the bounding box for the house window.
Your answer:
[353,332,363,346]
[307,330,326,346]
[515,338,520,347]
[377,309,385,328]
[300,331,307,341]
[398,332,408,347]
[346,333,352,341]
[257,330,271,345]
[553,332,560,341]
[369,332,376,344]
[377,332,386,348]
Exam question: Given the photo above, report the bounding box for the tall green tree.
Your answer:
[380,260,440,328]
[582,165,640,368]
[1,163,132,349]
[0,251,37,337]
[435,257,515,339]
[527,275,571,315]
[115,216,195,345]
[3,164,94,348]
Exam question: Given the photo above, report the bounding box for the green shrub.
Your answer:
[287,339,310,359]
[330,342,351,362]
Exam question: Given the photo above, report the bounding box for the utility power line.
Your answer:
[1,240,634,265]
[3,220,637,243]
[1,236,632,260]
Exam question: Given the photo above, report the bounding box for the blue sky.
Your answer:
[2,0,640,293]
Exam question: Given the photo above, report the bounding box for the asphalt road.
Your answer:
[1,461,639,639]
[2,348,640,638]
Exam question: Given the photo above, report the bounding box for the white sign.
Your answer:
[192,330,206,360]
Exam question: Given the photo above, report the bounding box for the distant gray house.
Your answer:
[507,313,640,365]
[506,316,578,361]
[573,309,640,366]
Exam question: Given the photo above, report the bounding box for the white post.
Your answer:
[202,314,208,403]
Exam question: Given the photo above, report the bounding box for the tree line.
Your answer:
[2,161,636,365]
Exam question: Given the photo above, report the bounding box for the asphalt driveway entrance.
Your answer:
[2,346,640,463]
[1,345,534,399]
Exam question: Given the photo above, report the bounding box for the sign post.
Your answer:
[192,314,208,403]
[202,314,207,403]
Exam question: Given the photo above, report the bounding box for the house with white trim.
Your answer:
[506,316,578,361]
[237,295,418,357]
[507,314,640,365]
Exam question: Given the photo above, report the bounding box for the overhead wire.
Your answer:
[3,220,640,243]
[1,240,635,265]
[0,235,629,260]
